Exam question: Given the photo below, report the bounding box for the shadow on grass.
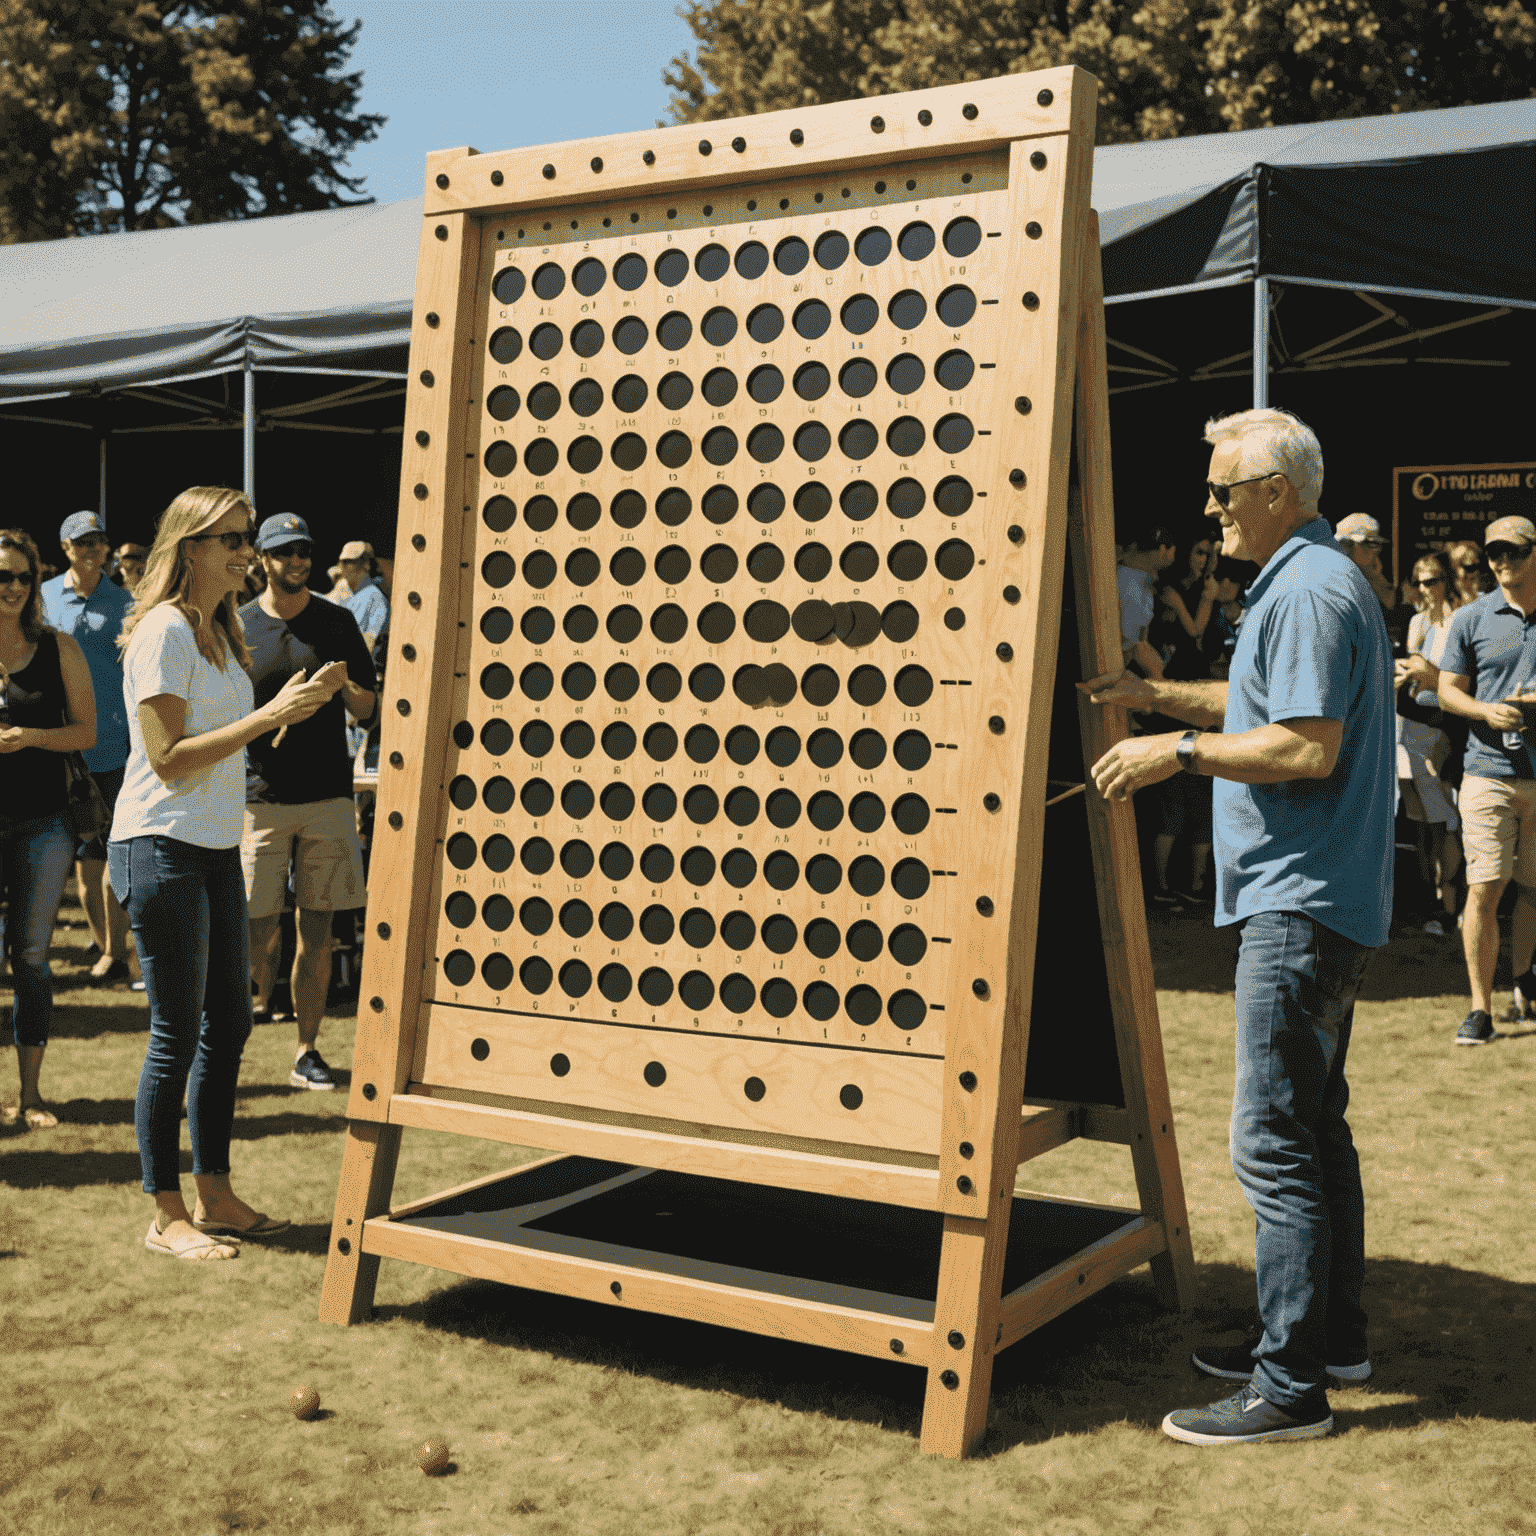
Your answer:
[372,1256,1534,1453]
[1146,903,1523,1005]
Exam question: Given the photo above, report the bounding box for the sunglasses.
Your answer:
[1206,472,1280,509]
[188,528,256,552]
[1485,544,1532,564]
[266,542,314,560]
[70,535,110,550]
[0,570,35,588]
[1415,577,1444,587]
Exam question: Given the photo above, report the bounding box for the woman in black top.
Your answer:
[0,530,97,1128]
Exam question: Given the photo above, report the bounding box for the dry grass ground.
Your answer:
[1,899,1533,1536]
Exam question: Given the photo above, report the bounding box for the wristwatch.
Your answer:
[1176,729,1202,774]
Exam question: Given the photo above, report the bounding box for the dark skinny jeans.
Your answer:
[108,836,252,1193]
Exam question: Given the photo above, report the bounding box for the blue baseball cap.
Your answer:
[60,511,107,542]
[256,513,312,552]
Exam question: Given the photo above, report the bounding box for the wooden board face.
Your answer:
[388,75,1096,1154]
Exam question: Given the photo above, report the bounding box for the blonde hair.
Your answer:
[1204,408,1324,509]
[119,487,253,669]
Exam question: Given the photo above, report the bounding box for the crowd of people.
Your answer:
[0,496,390,1264]
[1117,484,1536,1049]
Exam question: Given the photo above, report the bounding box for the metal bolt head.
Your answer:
[948,1330,966,1350]
[889,1338,904,1355]
[1023,291,1040,310]
[490,170,503,186]
[1007,525,1024,544]
[959,1070,978,1091]
[435,173,449,189]
[790,128,804,145]
[1015,396,1032,414]
[941,1369,959,1389]
[1009,468,1026,486]
[387,811,403,830]
[732,136,746,152]
[1003,585,1021,604]
[643,149,656,165]
[698,139,712,155]
[917,109,932,126]
[989,715,1005,734]
[591,156,603,172]
[975,897,994,917]
[959,1141,974,1158]
[870,116,884,132]
[957,1174,974,1193]
[411,533,426,551]
[376,922,391,939]
[1026,221,1043,239]
[541,163,555,180]
[1031,151,1047,170]
[962,103,978,120]
[983,792,1001,812]
[972,978,990,998]
[996,641,1014,661]
[1038,88,1054,106]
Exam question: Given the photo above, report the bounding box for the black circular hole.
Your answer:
[775,237,809,273]
[747,365,782,403]
[735,240,769,278]
[888,290,926,330]
[898,222,935,260]
[839,359,877,398]
[839,1083,864,1111]
[814,231,849,269]
[695,243,729,281]
[744,1076,766,1102]
[702,367,738,406]
[492,267,525,304]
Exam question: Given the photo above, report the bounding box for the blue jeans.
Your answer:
[1232,910,1372,1408]
[108,837,252,1194]
[1,811,77,1047]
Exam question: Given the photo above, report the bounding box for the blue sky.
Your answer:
[340,1,700,206]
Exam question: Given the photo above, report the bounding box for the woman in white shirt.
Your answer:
[111,487,343,1262]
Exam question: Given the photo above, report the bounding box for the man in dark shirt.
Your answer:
[239,514,376,1089]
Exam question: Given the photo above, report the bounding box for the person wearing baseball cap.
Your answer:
[239,514,377,1088]
[338,540,387,665]
[1333,514,1395,613]
[1434,515,1536,1045]
[41,512,135,983]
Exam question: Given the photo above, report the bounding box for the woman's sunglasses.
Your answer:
[188,528,256,552]
[0,570,35,588]
[1415,577,1445,587]
[1206,473,1280,509]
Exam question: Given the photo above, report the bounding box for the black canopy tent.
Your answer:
[0,98,1530,564]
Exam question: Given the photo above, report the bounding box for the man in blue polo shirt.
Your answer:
[1430,516,1536,1046]
[41,511,134,982]
[1079,408,1394,1446]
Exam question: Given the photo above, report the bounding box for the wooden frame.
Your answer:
[321,67,1192,1458]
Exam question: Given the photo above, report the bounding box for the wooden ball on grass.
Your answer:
[416,1436,451,1476]
[290,1384,321,1421]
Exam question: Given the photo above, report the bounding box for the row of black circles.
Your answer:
[447,898,927,965]
[443,949,930,1031]
[485,596,943,656]
[482,414,975,480]
[491,220,984,309]
[450,772,934,835]
[482,474,974,533]
[487,286,976,366]
[444,831,934,901]
[459,715,935,773]
[487,352,973,424]
[487,534,966,590]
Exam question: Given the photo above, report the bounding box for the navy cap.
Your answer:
[256,513,312,551]
[60,511,107,542]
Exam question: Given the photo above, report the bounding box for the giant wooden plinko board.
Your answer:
[321,65,1193,1458]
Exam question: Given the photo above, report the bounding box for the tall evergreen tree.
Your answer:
[664,0,1535,143]
[0,0,383,243]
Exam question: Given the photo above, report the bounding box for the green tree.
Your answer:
[664,0,1535,143]
[0,0,383,244]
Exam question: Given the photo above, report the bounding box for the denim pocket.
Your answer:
[106,840,131,910]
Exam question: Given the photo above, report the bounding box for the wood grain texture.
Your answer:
[1068,215,1195,1311]
[388,1090,944,1207]
[317,1120,401,1324]
[345,210,485,1123]
[423,70,1082,216]
[361,1215,935,1365]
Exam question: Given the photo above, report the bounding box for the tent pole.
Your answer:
[243,363,256,504]
[1253,276,1269,408]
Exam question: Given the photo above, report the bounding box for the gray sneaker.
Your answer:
[1163,1382,1332,1445]
[289,1050,337,1090]
[1455,1010,1496,1046]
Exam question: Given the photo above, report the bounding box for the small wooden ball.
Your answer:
[416,1436,451,1476]
[290,1384,321,1420]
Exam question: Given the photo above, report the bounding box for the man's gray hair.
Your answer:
[1204,408,1324,509]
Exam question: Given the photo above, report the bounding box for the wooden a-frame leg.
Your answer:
[919,1205,1015,1457]
[1069,216,1196,1312]
[318,1121,403,1325]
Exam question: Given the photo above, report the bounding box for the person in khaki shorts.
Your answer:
[239,515,376,1088]
[1424,515,1536,1045]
